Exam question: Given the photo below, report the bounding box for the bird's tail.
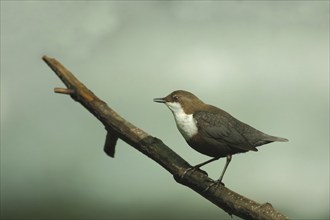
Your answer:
[266,135,289,142]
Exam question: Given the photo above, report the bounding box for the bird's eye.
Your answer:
[173,95,179,101]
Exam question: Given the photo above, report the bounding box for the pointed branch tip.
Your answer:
[42,55,52,62]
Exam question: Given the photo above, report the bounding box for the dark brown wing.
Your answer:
[194,110,258,152]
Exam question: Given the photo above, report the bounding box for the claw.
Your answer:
[203,180,225,192]
[203,184,213,192]
[181,167,194,179]
[181,167,208,179]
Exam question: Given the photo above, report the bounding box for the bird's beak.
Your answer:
[153,97,166,103]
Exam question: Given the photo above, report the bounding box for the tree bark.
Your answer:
[42,55,289,220]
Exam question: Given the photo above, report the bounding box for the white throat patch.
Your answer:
[166,102,198,140]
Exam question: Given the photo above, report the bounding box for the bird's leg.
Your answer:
[217,154,232,184]
[181,157,220,179]
[203,155,232,192]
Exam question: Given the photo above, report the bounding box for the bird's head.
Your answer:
[153,90,204,115]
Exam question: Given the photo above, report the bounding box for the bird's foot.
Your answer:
[180,167,194,179]
[203,180,225,192]
[180,167,208,179]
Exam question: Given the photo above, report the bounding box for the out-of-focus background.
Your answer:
[1,1,329,219]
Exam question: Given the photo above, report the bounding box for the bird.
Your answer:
[153,90,288,186]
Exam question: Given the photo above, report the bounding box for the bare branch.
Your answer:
[42,55,289,220]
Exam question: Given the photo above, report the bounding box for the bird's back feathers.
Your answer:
[193,105,288,155]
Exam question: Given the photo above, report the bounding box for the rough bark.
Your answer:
[42,55,289,220]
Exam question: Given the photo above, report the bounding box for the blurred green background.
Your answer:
[1,1,329,219]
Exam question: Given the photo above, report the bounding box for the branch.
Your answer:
[42,55,289,220]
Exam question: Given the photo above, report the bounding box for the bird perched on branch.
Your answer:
[154,90,288,187]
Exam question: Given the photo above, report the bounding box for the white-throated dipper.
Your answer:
[154,90,288,186]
